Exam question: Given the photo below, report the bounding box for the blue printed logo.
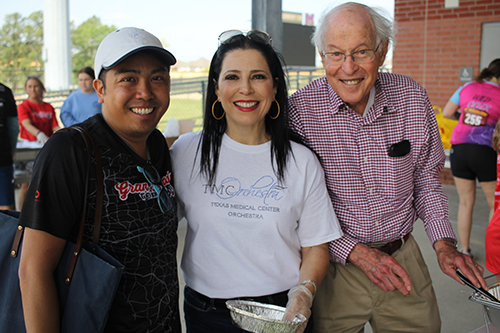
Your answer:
[203,175,285,205]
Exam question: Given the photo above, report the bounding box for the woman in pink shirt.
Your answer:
[443,59,500,258]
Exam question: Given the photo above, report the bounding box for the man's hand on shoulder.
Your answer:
[348,243,412,296]
[434,239,488,289]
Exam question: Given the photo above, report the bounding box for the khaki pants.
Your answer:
[312,235,441,333]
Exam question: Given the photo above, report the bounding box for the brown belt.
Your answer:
[371,233,411,255]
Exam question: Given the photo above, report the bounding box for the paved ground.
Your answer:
[15,183,498,332]
[403,184,497,333]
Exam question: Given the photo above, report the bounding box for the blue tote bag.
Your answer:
[0,126,124,333]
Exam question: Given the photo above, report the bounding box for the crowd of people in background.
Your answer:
[0,66,102,211]
[1,3,499,332]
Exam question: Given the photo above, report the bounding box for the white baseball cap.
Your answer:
[94,27,176,78]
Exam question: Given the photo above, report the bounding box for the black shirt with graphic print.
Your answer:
[19,113,181,333]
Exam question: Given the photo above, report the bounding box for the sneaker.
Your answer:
[460,248,474,260]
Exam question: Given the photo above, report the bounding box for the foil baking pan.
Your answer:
[469,283,500,328]
[226,300,306,333]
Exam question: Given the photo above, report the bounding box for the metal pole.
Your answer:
[252,0,283,54]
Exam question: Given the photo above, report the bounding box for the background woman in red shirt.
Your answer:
[17,76,60,208]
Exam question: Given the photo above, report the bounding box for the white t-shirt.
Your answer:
[171,132,342,298]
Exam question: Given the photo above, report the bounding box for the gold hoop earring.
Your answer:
[269,99,280,119]
[212,99,225,120]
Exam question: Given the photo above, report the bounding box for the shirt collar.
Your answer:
[362,86,376,117]
[485,80,500,87]
[373,77,395,113]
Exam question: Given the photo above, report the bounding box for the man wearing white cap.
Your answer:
[18,27,181,332]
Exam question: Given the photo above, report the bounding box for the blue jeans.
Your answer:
[184,286,313,333]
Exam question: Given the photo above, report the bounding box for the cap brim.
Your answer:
[102,45,176,71]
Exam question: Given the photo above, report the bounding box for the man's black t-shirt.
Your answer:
[19,113,181,332]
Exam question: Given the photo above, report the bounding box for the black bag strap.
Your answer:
[71,126,103,244]
[9,126,104,286]
[65,125,103,284]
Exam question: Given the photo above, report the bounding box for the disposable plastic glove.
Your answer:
[283,284,313,333]
[36,131,49,145]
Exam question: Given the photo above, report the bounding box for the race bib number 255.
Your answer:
[462,108,488,126]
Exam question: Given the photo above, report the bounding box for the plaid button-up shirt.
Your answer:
[289,73,456,264]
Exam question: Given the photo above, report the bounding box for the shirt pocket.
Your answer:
[383,152,415,207]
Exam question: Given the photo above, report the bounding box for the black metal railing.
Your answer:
[11,66,392,133]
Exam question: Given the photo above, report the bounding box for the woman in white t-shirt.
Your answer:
[170,30,342,333]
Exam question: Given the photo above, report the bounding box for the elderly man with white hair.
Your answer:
[288,3,487,332]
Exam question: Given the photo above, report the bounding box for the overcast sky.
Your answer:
[2,0,394,63]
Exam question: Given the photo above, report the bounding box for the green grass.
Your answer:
[157,97,204,133]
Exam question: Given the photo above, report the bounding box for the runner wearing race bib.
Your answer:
[442,58,500,258]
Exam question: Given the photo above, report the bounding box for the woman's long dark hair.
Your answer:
[476,58,500,82]
[198,35,298,186]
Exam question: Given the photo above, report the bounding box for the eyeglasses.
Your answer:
[218,30,272,46]
[137,162,173,214]
[322,44,381,64]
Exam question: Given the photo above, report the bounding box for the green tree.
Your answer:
[71,16,116,81]
[0,12,116,91]
[0,11,43,93]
